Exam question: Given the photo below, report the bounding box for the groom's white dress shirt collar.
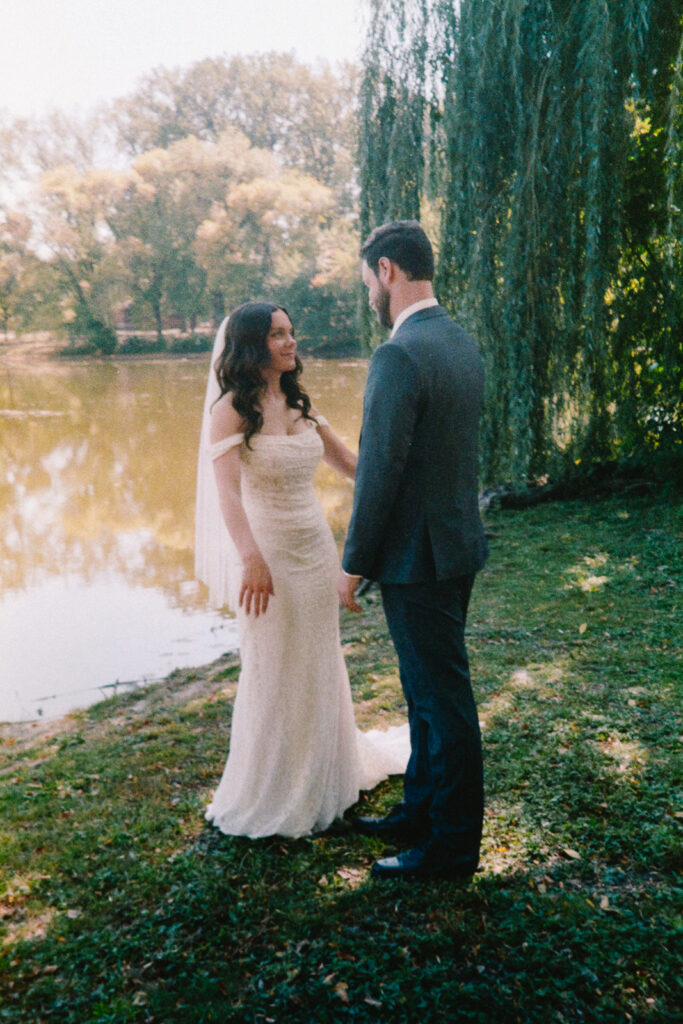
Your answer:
[390,297,439,338]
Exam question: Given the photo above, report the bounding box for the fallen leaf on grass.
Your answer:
[561,847,581,860]
[336,866,365,888]
[335,982,350,1004]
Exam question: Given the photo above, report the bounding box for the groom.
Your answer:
[338,220,489,881]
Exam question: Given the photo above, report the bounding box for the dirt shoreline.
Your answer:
[0,336,65,365]
[0,336,360,368]
[0,336,214,367]
[0,651,241,748]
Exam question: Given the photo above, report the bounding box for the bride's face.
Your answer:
[265,310,297,373]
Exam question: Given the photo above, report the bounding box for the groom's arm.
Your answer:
[342,341,421,578]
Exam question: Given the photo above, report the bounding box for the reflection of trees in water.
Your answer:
[0,360,207,601]
[0,359,367,598]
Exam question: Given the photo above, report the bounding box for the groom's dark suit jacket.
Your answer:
[342,305,488,583]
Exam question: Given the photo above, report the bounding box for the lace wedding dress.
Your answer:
[202,424,409,838]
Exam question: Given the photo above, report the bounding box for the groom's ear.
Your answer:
[377,256,394,284]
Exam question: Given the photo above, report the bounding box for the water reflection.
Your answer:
[0,357,367,722]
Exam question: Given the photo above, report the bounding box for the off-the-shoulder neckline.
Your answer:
[256,429,319,439]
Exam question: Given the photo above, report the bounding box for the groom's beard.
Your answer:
[376,284,392,329]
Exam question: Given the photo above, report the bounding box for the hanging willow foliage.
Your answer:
[359,0,429,345]
[360,0,683,484]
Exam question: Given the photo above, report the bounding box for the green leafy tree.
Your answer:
[295,218,363,353]
[359,0,430,346]
[611,26,683,461]
[360,0,683,483]
[3,54,362,354]
[111,53,358,212]
[0,213,32,338]
[195,169,335,304]
[35,165,124,353]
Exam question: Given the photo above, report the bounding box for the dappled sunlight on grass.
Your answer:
[1,873,38,903]
[353,668,406,730]
[481,799,536,875]
[316,863,369,894]
[2,906,57,947]
[355,703,407,731]
[0,872,59,948]
[478,659,571,728]
[547,717,584,746]
[183,682,237,717]
[564,552,611,592]
[594,736,649,776]
[507,667,537,690]
[562,550,645,595]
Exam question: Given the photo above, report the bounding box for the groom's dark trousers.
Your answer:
[342,304,488,862]
[381,575,483,858]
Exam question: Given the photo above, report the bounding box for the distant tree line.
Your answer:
[361,0,683,484]
[0,54,361,355]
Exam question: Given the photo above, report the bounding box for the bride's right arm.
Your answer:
[211,398,274,617]
[309,403,357,480]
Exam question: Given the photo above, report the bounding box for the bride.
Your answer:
[195,301,408,839]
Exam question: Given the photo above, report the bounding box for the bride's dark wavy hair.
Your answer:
[214,301,314,448]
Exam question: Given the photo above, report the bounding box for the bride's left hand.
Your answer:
[240,552,275,616]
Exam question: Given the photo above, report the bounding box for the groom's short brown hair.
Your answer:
[361,220,435,282]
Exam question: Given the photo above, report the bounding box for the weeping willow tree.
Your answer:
[359,0,430,345]
[360,0,683,484]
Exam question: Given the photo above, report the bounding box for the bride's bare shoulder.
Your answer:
[209,392,244,443]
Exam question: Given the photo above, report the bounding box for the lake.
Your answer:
[0,355,367,722]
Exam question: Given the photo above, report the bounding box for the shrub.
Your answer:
[117,334,167,355]
[167,334,213,354]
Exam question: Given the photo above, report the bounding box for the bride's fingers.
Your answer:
[255,576,274,616]
[245,585,271,617]
[260,585,273,615]
[240,560,274,616]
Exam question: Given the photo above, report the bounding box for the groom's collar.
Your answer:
[390,297,439,337]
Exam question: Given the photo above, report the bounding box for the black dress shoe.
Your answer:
[370,842,477,881]
[352,805,429,842]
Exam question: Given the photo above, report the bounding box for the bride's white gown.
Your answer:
[205,425,409,838]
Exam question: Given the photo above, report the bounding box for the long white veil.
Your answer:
[194,316,241,611]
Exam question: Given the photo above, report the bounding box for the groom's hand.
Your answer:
[338,570,362,613]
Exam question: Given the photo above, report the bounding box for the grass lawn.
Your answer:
[1,492,680,1023]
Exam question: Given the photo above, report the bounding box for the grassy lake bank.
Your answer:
[1,492,681,1022]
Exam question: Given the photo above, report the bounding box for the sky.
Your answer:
[0,0,365,120]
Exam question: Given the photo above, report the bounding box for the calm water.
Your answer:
[0,356,367,722]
